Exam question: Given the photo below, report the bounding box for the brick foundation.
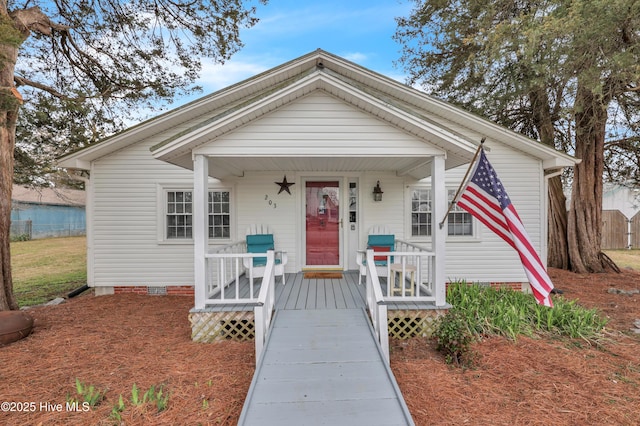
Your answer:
[166,286,195,296]
[113,286,148,295]
[446,281,526,292]
[114,285,194,296]
[488,282,525,291]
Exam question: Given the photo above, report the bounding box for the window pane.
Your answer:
[207,191,230,240]
[411,189,432,237]
[410,187,472,237]
[167,190,231,240]
[166,190,193,239]
[448,211,473,236]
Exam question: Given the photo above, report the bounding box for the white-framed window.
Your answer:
[410,188,474,237]
[163,188,231,241]
[208,190,230,239]
[411,188,432,237]
[167,190,193,239]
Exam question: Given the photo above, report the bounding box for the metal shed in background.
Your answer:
[10,185,86,240]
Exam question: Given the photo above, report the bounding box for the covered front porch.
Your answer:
[189,242,450,362]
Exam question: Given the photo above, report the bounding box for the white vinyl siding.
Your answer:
[90,139,196,287]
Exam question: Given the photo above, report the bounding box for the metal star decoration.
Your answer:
[275,175,295,194]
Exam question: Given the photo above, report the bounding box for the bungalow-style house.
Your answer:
[59,50,575,349]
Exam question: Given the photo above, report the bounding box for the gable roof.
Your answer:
[12,185,85,207]
[59,49,576,178]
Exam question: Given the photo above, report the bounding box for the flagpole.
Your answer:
[438,138,485,229]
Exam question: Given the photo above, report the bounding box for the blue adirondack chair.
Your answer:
[356,226,395,284]
[243,225,287,286]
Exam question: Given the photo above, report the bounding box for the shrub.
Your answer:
[433,308,476,367]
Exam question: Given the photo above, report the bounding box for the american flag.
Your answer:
[456,148,555,307]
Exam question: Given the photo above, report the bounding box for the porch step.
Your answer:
[238,309,414,425]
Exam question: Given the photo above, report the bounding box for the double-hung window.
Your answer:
[208,191,230,239]
[410,188,473,237]
[167,191,193,239]
[165,189,230,240]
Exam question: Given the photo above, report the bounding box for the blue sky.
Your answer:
[175,0,414,106]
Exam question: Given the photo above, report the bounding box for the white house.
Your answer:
[59,50,575,344]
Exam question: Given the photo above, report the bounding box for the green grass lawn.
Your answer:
[10,236,87,307]
[603,249,640,270]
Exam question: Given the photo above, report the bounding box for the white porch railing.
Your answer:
[365,249,389,363]
[367,240,437,302]
[387,239,437,301]
[204,241,255,303]
[254,251,276,361]
[204,244,276,362]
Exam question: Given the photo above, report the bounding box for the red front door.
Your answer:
[305,181,340,266]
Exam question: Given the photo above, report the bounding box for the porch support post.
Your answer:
[194,154,208,309]
[432,155,447,306]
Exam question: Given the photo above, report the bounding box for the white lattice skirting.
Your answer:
[387,309,448,339]
[189,310,255,343]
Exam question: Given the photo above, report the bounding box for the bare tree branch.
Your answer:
[9,6,69,37]
[13,75,72,100]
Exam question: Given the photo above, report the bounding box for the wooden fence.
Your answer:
[601,210,640,249]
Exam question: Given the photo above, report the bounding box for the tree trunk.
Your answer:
[0,6,28,310]
[0,104,18,310]
[567,84,607,273]
[528,86,570,269]
[547,175,570,269]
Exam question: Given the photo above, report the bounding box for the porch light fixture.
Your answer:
[373,181,383,202]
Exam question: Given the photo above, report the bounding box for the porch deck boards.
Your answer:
[205,271,435,312]
[277,272,365,310]
[238,309,414,425]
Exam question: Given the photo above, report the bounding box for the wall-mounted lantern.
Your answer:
[373,181,383,202]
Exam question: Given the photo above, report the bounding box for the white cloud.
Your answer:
[342,52,368,63]
[197,58,271,92]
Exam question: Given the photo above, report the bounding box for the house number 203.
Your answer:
[265,195,277,209]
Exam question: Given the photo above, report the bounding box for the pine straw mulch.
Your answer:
[0,267,638,425]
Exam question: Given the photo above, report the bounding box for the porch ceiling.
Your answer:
[168,154,467,180]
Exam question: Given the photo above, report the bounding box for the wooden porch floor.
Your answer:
[207,271,438,311]
[276,271,366,310]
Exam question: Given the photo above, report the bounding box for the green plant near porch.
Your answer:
[434,281,609,367]
[446,281,607,341]
[433,307,476,367]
